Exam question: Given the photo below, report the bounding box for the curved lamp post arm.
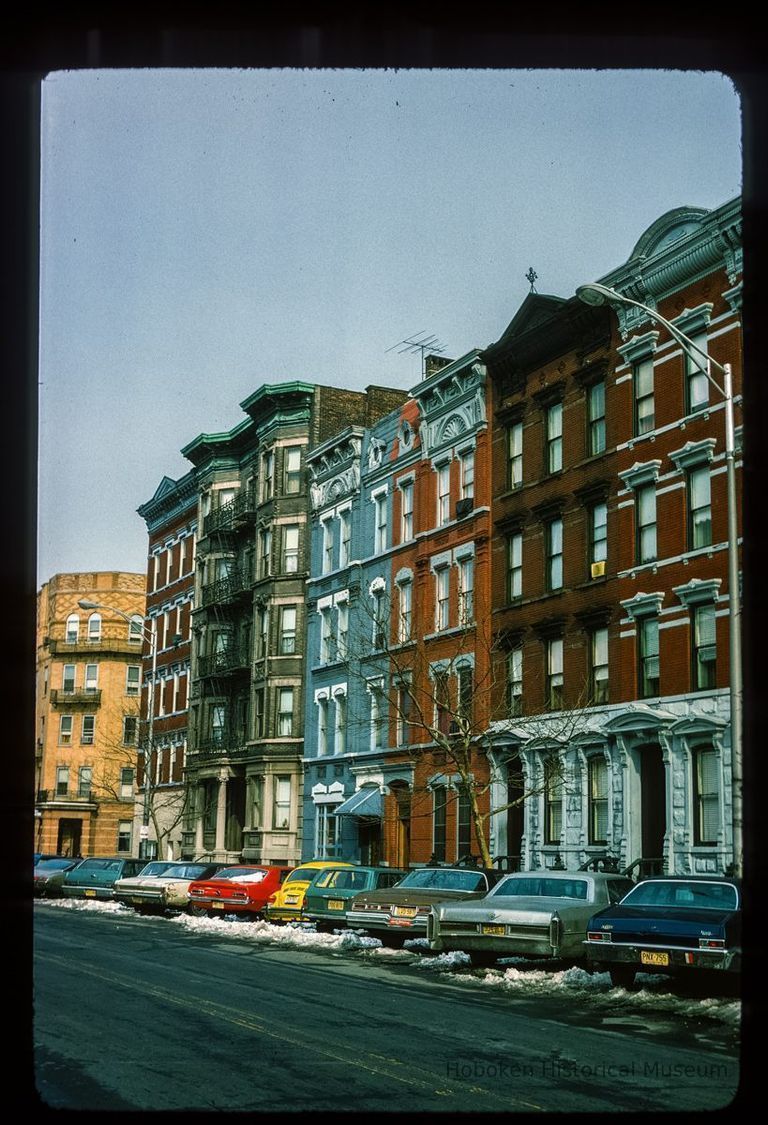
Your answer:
[575,282,742,879]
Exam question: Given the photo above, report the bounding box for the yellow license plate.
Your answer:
[84,889,96,897]
[328,900,345,911]
[481,924,505,936]
[285,896,299,904]
[132,897,144,904]
[640,950,669,966]
[393,906,417,918]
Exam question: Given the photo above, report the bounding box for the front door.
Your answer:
[57,818,82,857]
[640,745,666,870]
[358,821,381,866]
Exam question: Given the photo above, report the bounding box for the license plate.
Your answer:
[212,902,225,910]
[84,889,96,897]
[481,924,505,936]
[640,950,669,966]
[285,896,299,904]
[393,906,417,918]
[328,900,345,911]
[132,897,144,904]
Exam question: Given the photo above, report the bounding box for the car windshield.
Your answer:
[396,869,488,892]
[284,867,323,885]
[211,868,268,883]
[324,870,370,891]
[620,880,739,911]
[137,862,178,877]
[35,858,75,872]
[491,877,589,900]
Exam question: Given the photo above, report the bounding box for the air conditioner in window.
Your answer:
[590,561,606,579]
[455,498,474,519]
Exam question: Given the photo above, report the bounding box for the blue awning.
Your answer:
[334,787,383,818]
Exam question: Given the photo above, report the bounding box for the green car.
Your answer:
[304,866,407,931]
[61,856,147,900]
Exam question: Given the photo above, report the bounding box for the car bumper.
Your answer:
[584,941,740,974]
[429,932,558,957]
[346,910,428,935]
[62,886,114,899]
[265,907,306,923]
[191,899,259,914]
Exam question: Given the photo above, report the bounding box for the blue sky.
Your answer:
[37,68,742,584]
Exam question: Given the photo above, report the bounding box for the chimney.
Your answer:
[424,354,452,380]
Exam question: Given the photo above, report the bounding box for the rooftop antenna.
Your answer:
[526,267,538,293]
[386,331,446,378]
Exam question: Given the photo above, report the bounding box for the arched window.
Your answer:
[65,614,79,643]
[88,613,102,642]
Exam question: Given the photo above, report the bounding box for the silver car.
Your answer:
[427,870,634,966]
[114,861,228,913]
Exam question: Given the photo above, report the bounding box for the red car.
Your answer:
[187,865,293,919]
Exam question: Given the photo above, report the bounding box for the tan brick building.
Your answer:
[35,571,146,857]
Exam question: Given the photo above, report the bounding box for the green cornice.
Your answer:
[137,470,198,531]
[239,380,316,416]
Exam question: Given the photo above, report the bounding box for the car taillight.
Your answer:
[549,912,561,948]
[587,931,612,942]
[699,938,725,949]
[267,893,277,906]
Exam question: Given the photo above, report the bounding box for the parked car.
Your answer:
[34,857,81,898]
[265,860,354,924]
[584,875,742,989]
[304,866,407,930]
[61,856,148,900]
[187,866,294,919]
[113,861,233,914]
[347,866,505,947]
[427,869,635,966]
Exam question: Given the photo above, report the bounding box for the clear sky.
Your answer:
[37,68,742,586]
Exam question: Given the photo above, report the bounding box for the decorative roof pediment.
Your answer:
[602,703,676,734]
[628,207,708,261]
[668,712,727,737]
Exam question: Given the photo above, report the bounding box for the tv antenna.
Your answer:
[386,331,446,377]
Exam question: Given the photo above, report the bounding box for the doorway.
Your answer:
[358,821,382,866]
[57,818,82,857]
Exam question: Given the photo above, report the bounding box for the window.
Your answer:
[507,421,523,489]
[688,467,712,550]
[261,449,275,501]
[436,463,451,526]
[590,502,607,565]
[372,588,386,650]
[457,665,473,722]
[87,613,102,642]
[457,786,472,858]
[320,606,333,663]
[120,768,134,798]
[277,689,294,737]
[123,716,138,745]
[251,775,264,826]
[56,766,69,797]
[369,682,385,750]
[85,664,98,692]
[396,679,412,745]
[334,691,347,755]
[400,480,414,542]
[280,606,297,655]
[507,532,522,601]
[259,527,272,578]
[460,450,475,500]
[62,664,76,693]
[546,518,563,592]
[253,689,265,740]
[588,757,608,846]
[546,637,563,710]
[317,696,329,756]
[321,519,333,574]
[458,557,474,624]
[693,747,719,846]
[633,358,655,435]
[256,605,269,658]
[81,715,95,745]
[638,617,660,698]
[211,704,226,745]
[374,493,387,553]
[435,567,450,631]
[507,647,523,717]
[126,665,141,696]
[337,601,349,661]
[339,509,351,567]
[546,403,563,474]
[315,803,340,858]
[693,604,717,690]
[590,627,609,704]
[283,446,302,494]
[434,670,451,735]
[59,715,73,745]
[588,381,606,455]
[282,525,300,573]
[65,614,79,643]
[544,760,562,845]
[635,485,657,564]
[432,785,447,862]
[117,820,132,854]
[273,776,291,829]
[685,333,709,414]
[398,580,412,643]
[78,766,92,799]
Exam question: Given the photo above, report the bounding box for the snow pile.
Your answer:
[38,897,129,916]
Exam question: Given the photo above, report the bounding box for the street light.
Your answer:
[78,598,157,859]
[575,282,742,878]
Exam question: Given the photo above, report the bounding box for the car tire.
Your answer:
[609,965,638,990]
[469,951,498,968]
[187,905,209,918]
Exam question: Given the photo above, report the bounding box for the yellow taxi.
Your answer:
[265,859,354,924]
